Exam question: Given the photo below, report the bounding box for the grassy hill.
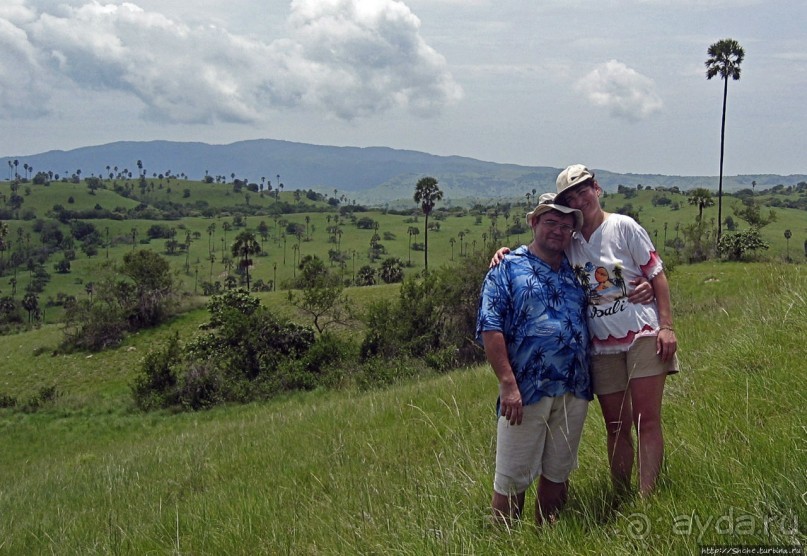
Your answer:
[2,175,805,329]
[0,262,804,554]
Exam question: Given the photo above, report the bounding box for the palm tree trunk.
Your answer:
[424,214,429,271]
[717,76,728,244]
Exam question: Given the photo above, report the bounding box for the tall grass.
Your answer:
[0,262,804,554]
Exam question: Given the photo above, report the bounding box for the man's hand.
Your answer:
[627,277,654,305]
[499,379,523,425]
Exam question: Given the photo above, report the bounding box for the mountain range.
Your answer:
[2,139,805,205]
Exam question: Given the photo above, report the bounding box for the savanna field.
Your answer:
[0,261,804,555]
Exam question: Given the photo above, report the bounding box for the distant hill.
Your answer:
[2,139,805,204]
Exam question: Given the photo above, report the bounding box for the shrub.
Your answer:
[133,292,326,411]
[178,361,224,410]
[361,254,487,367]
[718,228,770,261]
[131,332,181,410]
[379,257,404,284]
[61,300,128,352]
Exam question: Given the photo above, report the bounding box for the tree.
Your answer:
[687,188,715,221]
[407,226,419,265]
[22,293,38,323]
[379,257,404,284]
[287,255,352,334]
[121,249,176,328]
[231,231,261,290]
[706,38,745,244]
[784,229,792,260]
[356,265,376,286]
[413,177,443,271]
[0,220,8,263]
[733,198,776,229]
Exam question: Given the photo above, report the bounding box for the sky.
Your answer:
[0,0,805,177]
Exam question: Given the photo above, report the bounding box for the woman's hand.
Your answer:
[490,247,511,268]
[657,328,677,361]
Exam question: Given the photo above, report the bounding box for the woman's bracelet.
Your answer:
[659,325,674,332]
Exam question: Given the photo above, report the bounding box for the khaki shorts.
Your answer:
[493,393,589,495]
[590,336,679,396]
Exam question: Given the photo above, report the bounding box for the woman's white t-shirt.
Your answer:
[565,214,664,355]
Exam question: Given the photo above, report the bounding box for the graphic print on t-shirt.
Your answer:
[573,262,629,308]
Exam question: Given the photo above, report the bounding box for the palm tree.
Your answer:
[458,230,466,257]
[22,292,38,323]
[784,229,792,259]
[0,220,8,263]
[221,222,232,256]
[206,223,216,254]
[706,38,745,243]
[687,188,715,221]
[231,231,261,290]
[407,226,419,265]
[413,176,443,271]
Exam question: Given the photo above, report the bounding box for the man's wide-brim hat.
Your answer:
[556,164,594,198]
[526,192,583,232]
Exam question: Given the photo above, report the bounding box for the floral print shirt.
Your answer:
[477,245,592,412]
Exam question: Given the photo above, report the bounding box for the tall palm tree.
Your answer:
[706,38,745,243]
[407,226,419,265]
[413,176,443,271]
[231,231,261,290]
[0,220,8,263]
[687,188,715,221]
[784,229,792,259]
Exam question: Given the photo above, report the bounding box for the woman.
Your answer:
[494,164,678,496]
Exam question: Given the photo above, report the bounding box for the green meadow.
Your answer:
[1,176,805,553]
[0,261,804,554]
[3,177,805,327]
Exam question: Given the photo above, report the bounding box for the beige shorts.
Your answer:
[493,393,589,495]
[590,336,679,396]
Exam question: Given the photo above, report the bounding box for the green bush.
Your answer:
[131,332,181,410]
[0,393,18,408]
[717,227,770,261]
[360,254,488,366]
[61,300,129,352]
[178,361,224,410]
[132,292,330,411]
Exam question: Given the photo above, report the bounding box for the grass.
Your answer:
[0,261,805,554]
[3,178,805,327]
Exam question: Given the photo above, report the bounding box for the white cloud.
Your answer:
[284,0,462,118]
[576,60,663,122]
[0,0,462,123]
[0,17,51,116]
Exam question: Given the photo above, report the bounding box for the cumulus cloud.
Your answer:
[0,15,51,116]
[576,60,662,122]
[0,0,462,123]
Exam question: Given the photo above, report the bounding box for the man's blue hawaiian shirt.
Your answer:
[476,245,592,411]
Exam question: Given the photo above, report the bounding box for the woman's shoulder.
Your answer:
[607,213,638,227]
[604,213,643,234]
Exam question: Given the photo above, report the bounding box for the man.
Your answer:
[476,192,591,525]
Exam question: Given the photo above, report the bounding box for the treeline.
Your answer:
[132,254,489,411]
